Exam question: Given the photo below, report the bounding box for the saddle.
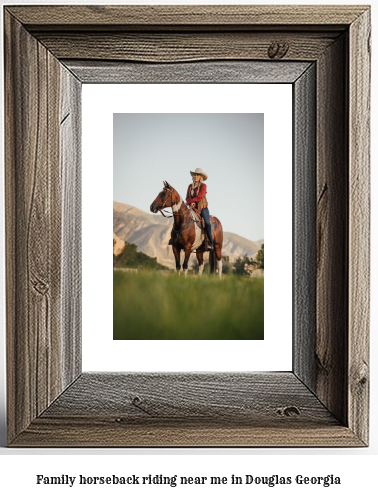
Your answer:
[189,208,217,251]
[191,208,205,229]
[191,208,217,229]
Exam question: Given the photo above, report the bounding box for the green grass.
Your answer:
[113,270,264,340]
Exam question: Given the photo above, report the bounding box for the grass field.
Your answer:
[113,270,264,340]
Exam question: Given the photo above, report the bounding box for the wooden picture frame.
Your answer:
[4,5,370,447]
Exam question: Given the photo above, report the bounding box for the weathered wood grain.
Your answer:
[7,5,367,30]
[316,34,349,426]
[5,11,58,442]
[12,421,363,448]
[34,32,339,63]
[60,67,82,389]
[41,373,336,423]
[293,64,316,390]
[64,60,312,84]
[348,8,371,445]
[12,373,363,447]
[4,11,81,444]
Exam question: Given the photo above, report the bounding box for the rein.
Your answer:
[158,208,175,218]
[157,187,193,233]
[158,208,186,219]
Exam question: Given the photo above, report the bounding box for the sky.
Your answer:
[113,113,264,242]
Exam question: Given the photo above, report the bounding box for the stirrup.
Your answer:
[205,238,213,251]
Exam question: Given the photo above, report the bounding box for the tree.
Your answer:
[232,254,256,276]
[256,244,264,270]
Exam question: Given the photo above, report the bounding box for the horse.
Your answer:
[150,181,224,277]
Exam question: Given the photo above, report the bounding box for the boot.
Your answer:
[205,235,214,251]
[206,228,214,251]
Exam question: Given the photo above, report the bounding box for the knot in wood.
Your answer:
[359,376,367,387]
[33,280,49,295]
[132,396,142,406]
[268,42,289,59]
[354,361,368,389]
[131,395,152,415]
[277,406,300,417]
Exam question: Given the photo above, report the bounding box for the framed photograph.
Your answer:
[111,109,265,341]
[5,5,370,446]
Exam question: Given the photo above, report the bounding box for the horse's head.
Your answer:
[150,181,180,213]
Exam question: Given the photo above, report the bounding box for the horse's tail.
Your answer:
[209,249,216,274]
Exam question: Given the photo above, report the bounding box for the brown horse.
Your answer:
[150,181,224,277]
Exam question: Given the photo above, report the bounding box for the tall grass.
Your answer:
[114,270,263,340]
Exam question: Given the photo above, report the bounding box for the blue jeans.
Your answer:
[201,207,214,246]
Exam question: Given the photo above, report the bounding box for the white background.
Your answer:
[82,83,292,371]
[0,0,377,499]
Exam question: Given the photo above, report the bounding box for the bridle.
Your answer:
[157,187,195,235]
[158,188,174,217]
[158,187,186,221]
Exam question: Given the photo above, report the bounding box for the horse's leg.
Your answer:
[209,250,216,273]
[215,244,223,278]
[196,251,204,275]
[172,245,181,273]
[182,246,192,278]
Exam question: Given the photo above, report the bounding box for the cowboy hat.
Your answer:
[190,168,208,181]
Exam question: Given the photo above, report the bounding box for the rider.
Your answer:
[186,168,214,250]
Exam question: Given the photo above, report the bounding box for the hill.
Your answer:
[223,232,262,260]
[113,201,174,268]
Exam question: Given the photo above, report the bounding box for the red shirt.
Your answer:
[186,183,207,207]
